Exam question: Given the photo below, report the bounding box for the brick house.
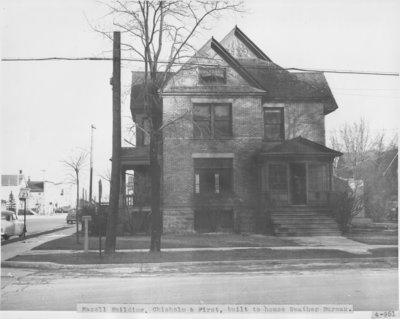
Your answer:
[123,26,343,236]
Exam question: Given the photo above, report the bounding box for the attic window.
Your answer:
[199,67,226,84]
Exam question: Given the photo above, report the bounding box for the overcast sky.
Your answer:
[1,0,399,204]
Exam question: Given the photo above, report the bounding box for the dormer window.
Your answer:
[199,67,226,84]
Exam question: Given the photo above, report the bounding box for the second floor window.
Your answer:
[264,107,284,141]
[193,103,232,138]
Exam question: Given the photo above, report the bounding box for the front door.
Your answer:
[290,163,307,205]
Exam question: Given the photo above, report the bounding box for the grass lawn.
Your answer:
[33,233,298,251]
[347,229,398,245]
[9,247,398,265]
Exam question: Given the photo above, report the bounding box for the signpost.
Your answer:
[82,215,92,252]
[19,187,30,238]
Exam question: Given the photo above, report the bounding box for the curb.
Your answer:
[1,226,72,246]
[2,257,398,273]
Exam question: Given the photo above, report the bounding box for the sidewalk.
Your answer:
[1,227,76,262]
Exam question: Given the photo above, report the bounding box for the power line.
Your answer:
[332,88,400,91]
[1,56,399,76]
[333,92,400,98]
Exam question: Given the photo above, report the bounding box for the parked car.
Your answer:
[66,209,80,224]
[17,209,38,216]
[1,210,25,240]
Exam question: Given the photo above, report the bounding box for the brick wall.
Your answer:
[161,33,327,233]
[263,102,326,145]
[162,95,264,233]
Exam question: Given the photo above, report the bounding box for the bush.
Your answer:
[329,191,357,234]
[81,204,107,236]
[121,208,151,235]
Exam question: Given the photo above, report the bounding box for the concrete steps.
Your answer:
[271,206,342,237]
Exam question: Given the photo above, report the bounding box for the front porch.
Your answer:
[120,146,152,235]
[257,137,343,236]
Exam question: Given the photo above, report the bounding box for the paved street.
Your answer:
[1,267,398,311]
[20,214,69,235]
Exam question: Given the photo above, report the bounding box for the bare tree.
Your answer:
[63,151,88,244]
[99,0,243,252]
[328,119,397,223]
[329,119,385,179]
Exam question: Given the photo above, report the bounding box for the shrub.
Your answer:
[81,204,107,236]
[329,191,358,234]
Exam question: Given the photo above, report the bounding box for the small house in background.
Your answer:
[1,171,26,212]
[123,26,343,236]
[27,179,45,214]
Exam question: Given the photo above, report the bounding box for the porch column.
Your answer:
[329,162,333,191]
[120,167,126,207]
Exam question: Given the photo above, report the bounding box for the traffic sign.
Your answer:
[19,188,30,200]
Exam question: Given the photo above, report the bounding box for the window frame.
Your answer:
[193,158,233,195]
[308,163,330,192]
[198,67,227,84]
[268,163,288,191]
[263,107,284,141]
[193,103,232,139]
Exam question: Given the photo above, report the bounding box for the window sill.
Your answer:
[192,137,234,140]
[263,139,284,142]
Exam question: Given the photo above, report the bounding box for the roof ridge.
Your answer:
[210,37,267,91]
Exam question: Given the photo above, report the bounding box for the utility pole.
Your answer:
[76,169,80,244]
[89,124,96,203]
[105,31,121,254]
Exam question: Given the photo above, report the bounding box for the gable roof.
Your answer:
[130,71,175,113]
[240,61,338,113]
[27,181,44,192]
[131,27,339,115]
[233,26,272,62]
[258,136,343,157]
[211,27,339,114]
[210,37,266,91]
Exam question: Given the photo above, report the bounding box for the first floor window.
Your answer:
[269,164,287,190]
[308,163,330,192]
[194,158,233,194]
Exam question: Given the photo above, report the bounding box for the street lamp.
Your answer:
[19,187,30,238]
[89,124,96,203]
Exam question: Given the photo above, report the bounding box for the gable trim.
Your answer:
[234,26,272,62]
[210,38,267,91]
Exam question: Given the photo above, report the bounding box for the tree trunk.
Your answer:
[149,133,162,251]
[149,88,162,252]
[105,31,121,254]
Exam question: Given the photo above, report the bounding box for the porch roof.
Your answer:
[121,146,150,167]
[257,136,343,159]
